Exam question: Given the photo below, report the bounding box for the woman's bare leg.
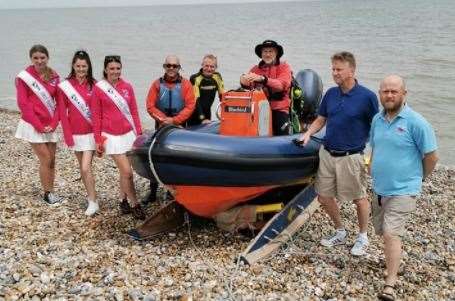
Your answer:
[75,150,96,201]
[111,154,138,206]
[30,142,56,192]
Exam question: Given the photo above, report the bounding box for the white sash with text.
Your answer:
[58,80,92,124]
[96,80,136,135]
[17,70,55,116]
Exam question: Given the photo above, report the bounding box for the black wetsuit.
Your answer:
[187,70,224,126]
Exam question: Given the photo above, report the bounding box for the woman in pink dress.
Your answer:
[91,55,145,220]
[58,50,98,216]
[15,44,61,204]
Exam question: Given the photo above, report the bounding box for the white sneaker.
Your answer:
[320,230,347,247]
[85,200,99,216]
[351,236,369,256]
[44,192,62,205]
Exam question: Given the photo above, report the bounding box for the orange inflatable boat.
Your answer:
[130,85,322,217]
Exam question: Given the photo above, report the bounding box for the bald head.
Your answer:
[379,74,407,115]
[380,75,406,92]
[164,55,180,65]
[162,55,181,81]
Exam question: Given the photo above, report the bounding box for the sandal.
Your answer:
[377,284,396,301]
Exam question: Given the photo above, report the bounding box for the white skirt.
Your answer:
[15,119,59,143]
[103,131,136,155]
[71,133,96,152]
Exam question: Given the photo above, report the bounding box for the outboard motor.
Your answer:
[294,69,323,125]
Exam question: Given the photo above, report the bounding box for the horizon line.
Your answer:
[0,0,316,10]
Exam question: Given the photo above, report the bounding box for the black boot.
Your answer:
[141,181,158,206]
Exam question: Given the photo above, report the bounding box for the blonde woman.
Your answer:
[15,44,61,204]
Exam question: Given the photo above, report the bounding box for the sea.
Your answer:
[0,0,454,165]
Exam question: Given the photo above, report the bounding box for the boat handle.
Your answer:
[224,95,253,100]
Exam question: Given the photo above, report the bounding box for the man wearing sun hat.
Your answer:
[240,40,292,135]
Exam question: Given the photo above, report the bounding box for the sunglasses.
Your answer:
[163,63,181,69]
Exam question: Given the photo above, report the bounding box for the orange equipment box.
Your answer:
[219,90,272,137]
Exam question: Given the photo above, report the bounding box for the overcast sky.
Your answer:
[0,0,299,9]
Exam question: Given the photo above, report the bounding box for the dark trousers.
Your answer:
[186,111,203,126]
[272,110,290,136]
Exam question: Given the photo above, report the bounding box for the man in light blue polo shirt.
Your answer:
[370,75,438,301]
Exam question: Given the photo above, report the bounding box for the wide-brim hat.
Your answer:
[254,40,284,58]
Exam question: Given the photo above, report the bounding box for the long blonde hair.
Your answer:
[29,44,54,82]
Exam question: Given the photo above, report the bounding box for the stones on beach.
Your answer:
[163,277,174,287]
[39,272,54,285]
[128,288,142,301]
[0,110,454,299]
[28,265,42,277]
[12,273,21,283]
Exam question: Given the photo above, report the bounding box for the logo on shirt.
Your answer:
[396,126,407,134]
[200,85,217,90]
[122,89,129,99]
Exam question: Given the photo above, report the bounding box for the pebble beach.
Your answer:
[0,108,454,300]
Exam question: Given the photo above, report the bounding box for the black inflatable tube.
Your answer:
[148,126,321,186]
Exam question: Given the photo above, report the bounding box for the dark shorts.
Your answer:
[272,110,290,136]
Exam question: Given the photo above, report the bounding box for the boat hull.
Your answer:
[129,124,321,217]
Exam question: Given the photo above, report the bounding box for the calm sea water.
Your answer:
[1,0,454,165]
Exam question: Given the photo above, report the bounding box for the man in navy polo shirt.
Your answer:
[299,51,378,256]
[371,75,438,300]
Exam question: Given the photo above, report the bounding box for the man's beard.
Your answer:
[384,101,404,114]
